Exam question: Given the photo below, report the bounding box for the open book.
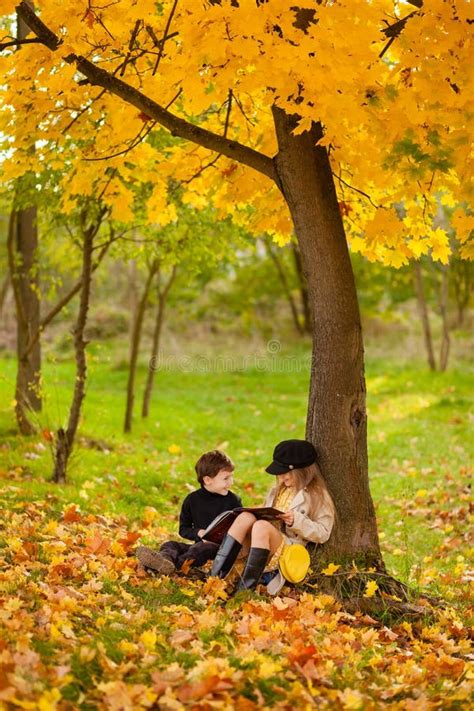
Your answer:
[200,507,283,544]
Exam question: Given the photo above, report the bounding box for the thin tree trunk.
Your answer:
[412,262,437,371]
[142,265,177,418]
[20,239,111,362]
[0,273,10,318]
[7,208,41,435]
[124,260,159,433]
[264,238,303,335]
[438,266,450,372]
[128,259,138,342]
[52,221,95,484]
[451,260,471,327]
[292,242,312,334]
[8,6,42,435]
[272,107,382,565]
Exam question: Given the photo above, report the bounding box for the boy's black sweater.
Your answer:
[179,487,242,542]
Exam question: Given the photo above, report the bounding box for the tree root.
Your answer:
[342,596,436,623]
[301,563,445,623]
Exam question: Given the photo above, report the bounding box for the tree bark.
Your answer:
[7,208,42,435]
[264,238,303,335]
[438,266,450,372]
[412,262,437,371]
[7,7,42,435]
[124,260,159,433]
[52,219,95,483]
[292,242,312,334]
[142,265,177,418]
[127,260,139,343]
[272,108,382,564]
[450,259,471,327]
[0,272,10,319]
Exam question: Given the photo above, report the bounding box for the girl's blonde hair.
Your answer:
[283,462,335,519]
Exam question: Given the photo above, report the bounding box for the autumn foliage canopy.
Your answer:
[1,0,472,267]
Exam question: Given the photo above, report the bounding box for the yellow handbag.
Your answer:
[279,544,310,583]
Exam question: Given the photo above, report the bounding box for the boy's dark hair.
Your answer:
[195,450,234,485]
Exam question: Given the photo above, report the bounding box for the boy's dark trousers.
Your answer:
[160,540,219,570]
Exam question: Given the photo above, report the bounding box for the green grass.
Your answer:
[0,348,472,599]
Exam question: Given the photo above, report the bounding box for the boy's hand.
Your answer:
[197,529,206,539]
[278,511,294,526]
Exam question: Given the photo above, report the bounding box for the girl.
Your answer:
[211,439,335,594]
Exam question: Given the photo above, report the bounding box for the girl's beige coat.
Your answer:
[264,485,334,545]
[263,484,334,595]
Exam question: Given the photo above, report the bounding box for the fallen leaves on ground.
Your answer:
[0,492,472,710]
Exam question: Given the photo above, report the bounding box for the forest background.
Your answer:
[0,1,473,709]
[1,208,472,710]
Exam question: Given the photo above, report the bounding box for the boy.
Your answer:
[136,450,242,575]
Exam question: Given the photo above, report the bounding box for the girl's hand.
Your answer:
[278,511,294,526]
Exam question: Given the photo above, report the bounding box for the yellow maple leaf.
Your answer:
[143,506,158,523]
[118,640,136,656]
[339,688,364,710]
[363,580,379,598]
[258,658,284,679]
[292,116,312,136]
[50,623,62,641]
[452,209,474,243]
[430,229,451,264]
[3,0,18,13]
[38,689,62,711]
[321,563,341,576]
[140,628,157,652]
[460,241,474,260]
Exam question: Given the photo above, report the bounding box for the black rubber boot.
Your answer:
[210,534,242,579]
[236,547,270,591]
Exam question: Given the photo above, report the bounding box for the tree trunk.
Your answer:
[0,272,10,318]
[52,222,95,483]
[438,266,450,372]
[272,107,382,565]
[264,238,304,335]
[451,260,471,328]
[292,242,312,334]
[7,6,42,435]
[7,208,42,435]
[127,259,138,341]
[124,260,159,433]
[142,265,177,418]
[412,262,437,371]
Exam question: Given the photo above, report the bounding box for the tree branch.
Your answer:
[380,1,423,57]
[14,1,276,182]
[23,219,113,359]
[0,36,43,50]
[119,19,142,77]
[152,0,178,76]
[332,171,379,210]
[84,120,156,161]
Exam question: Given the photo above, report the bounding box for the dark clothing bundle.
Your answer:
[159,540,219,570]
[154,486,242,571]
[179,487,242,542]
